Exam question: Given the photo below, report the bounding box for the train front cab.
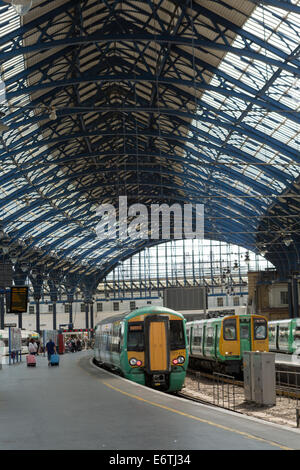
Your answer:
[219,315,268,373]
[125,313,188,392]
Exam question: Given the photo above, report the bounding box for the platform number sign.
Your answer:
[8,286,28,314]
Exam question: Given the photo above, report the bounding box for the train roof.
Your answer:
[269,318,300,325]
[95,306,185,326]
[186,313,267,326]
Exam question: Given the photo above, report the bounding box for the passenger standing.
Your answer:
[28,339,38,355]
[45,338,56,366]
[35,338,41,355]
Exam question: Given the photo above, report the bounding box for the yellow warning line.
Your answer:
[102,380,292,450]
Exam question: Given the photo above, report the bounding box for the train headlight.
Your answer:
[173,356,185,365]
[177,356,185,364]
[129,358,142,367]
[129,358,137,366]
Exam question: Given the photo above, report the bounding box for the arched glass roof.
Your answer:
[105,238,273,283]
[0,0,299,281]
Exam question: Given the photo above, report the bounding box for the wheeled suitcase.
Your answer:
[26,354,36,367]
[50,354,59,366]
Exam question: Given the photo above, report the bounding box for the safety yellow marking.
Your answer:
[102,380,292,450]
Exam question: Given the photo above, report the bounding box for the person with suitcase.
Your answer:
[26,354,36,367]
[45,338,57,367]
[28,338,38,355]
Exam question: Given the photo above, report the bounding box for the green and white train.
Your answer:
[94,306,189,392]
[269,318,300,354]
[186,314,269,375]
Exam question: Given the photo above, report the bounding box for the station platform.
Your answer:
[0,351,300,450]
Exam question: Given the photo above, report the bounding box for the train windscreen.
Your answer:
[223,318,237,341]
[170,320,185,350]
[253,318,267,340]
[127,323,145,351]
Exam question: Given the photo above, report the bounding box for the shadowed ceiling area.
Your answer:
[0,0,300,280]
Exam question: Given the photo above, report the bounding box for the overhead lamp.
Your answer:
[0,121,9,135]
[11,0,33,16]
[49,107,57,120]
[20,262,28,272]
[284,237,293,247]
[9,249,18,264]
[0,239,9,254]
[31,268,38,279]
[244,252,250,264]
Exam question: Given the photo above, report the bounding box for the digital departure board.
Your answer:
[8,286,28,313]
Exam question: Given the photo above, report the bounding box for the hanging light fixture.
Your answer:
[11,0,33,16]
[9,249,18,264]
[283,237,293,247]
[49,107,57,120]
[0,120,9,135]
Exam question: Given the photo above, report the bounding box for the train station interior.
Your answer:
[0,0,300,454]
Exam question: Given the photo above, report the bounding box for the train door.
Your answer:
[144,315,170,375]
[239,318,251,355]
[214,324,219,358]
[276,324,279,351]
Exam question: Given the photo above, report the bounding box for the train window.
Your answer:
[186,328,190,345]
[119,323,124,350]
[269,326,276,343]
[223,319,237,341]
[294,327,300,341]
[170,321,185,350]
[240,325,249,339]
[193,325,202,347]
[206,327,214,347]
[279,326,289,340]
[127,322,145,351]
[253,319,267,340]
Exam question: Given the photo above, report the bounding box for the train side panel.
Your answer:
[269,319,300,354]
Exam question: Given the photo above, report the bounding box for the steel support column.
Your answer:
[52,303,57,331]
[293,275,299,318]
[35,297,40,333]
[30,271,44,333]
[288,278,293,319]
[0,293,4,329]
[67,294,73,325]
[85,303,89,330]
[90,303,94,330]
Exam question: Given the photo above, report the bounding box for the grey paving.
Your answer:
[0,351,299,450]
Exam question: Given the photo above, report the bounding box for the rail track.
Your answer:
[186,368,300,400]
